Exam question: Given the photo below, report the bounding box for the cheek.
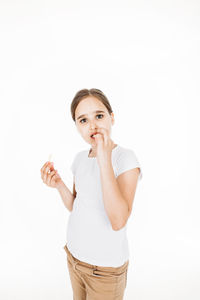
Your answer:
[77,126,84,136]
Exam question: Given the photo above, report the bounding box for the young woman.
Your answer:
[40,88,142,300]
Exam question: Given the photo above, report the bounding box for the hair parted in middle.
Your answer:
[70,88,113,122]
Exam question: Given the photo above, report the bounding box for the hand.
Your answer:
[40,161,63,189]
[92,128,114,165]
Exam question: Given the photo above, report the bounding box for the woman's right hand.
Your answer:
[40,161,63,189]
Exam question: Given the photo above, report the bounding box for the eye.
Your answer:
[96,114,104,119]
[79,114,104,124]
[80,118,86,124]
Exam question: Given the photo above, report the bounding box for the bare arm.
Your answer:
[99,160,129,231]
[56,181,75,212]
[40,161,76,212]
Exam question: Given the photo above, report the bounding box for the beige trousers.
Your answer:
[63,244,129,300]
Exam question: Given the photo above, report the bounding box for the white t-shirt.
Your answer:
[66,144,142,267]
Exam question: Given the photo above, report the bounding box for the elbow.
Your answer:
[112,225,120,231]
[110,206,130,231]
[111,219,127,231]
[111,214,130,231]
[112,223,125,231]
[112,226,122,231]
[110,219,122,231]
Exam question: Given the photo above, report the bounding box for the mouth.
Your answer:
[90,132,98,139]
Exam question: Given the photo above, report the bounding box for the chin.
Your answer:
[87,139,94,145]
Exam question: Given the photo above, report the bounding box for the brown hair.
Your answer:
[71,88,113,122]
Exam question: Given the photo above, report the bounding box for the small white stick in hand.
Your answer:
[48,153,53,162]
[48,154,53,174]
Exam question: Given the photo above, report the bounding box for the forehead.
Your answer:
[75,96,106,116]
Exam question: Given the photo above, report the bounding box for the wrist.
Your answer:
[98,158,112,169]
[56,180,65,191]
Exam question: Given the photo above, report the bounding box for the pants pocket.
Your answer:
[93,266,127,279]
[93,260,129,278]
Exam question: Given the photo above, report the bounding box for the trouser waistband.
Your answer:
[63,244,129,277]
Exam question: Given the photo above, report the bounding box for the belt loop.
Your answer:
[64,244,79,271]
[68,251,79,271]
[73,261,79,271]
[93,267,100,276]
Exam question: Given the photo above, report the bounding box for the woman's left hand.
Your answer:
[93,128,114,166]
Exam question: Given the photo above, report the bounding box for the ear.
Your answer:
[111,112,115,125]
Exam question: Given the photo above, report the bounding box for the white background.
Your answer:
[1,0,200,299]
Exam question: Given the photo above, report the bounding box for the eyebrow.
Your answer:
[76,110,105,120]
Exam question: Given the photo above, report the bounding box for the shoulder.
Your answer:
[72,150,86,161]
[114,145,138,160]
[70,150,86,175]
[113,145,142,180]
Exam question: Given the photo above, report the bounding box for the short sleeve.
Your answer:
[70,153,79,176]
[115,149,143,180]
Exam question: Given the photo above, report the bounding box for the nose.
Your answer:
[89,120,98,130]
